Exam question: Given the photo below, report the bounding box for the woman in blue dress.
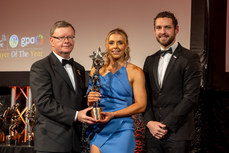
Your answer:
[87,28,147,153]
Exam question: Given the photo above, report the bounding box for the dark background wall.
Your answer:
[190,0,229,152]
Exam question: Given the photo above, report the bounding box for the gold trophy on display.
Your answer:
[88,48,105,120]
[25,104,36,146]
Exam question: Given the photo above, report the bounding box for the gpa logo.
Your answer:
[9,34,19,48]
[35,34,44,46]
[21,34,44,47]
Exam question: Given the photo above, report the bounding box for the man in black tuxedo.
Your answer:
[143,11,202,153]
[30,21,97,153]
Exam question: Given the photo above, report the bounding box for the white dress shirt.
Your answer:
[158,42,178,87]
[52,51,78,121]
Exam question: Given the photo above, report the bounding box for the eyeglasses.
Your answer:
[51,36,75,41]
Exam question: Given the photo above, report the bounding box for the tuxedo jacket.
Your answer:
[30,52,85,152]
[143,43,201,140]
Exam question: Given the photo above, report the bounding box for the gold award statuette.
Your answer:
[91,107,103,120]
[88,48,106,120]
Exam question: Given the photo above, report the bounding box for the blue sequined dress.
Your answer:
[87,66,135,153]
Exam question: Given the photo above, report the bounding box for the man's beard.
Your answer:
[156,35,175,48]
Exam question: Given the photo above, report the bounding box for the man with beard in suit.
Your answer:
[143,11,202,153]
[30,20,97,153]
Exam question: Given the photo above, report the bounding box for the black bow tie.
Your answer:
[160,48,172,57]
[62,58,74,66]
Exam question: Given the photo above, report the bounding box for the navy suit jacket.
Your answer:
[143,43,201,140]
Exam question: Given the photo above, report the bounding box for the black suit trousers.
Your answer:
[146,136,191,153]
[36,151,80,153]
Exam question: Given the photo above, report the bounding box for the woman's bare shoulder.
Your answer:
[127,63,143,73]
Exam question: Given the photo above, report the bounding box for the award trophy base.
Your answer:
[5,135,16,145]
[91,107,104,120]
[26,134,34,146]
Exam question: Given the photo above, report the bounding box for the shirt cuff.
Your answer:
[74,111,78,121]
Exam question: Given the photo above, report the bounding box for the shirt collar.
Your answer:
[52,51,71,63]
[160,41,178,53]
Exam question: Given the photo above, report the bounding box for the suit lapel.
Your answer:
[73,63,85,94]
[162,45,181,87]
[50,53,75,91]
[153,52,161,89]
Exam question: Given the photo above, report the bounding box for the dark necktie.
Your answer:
[62,58,74,66]
[160,48,172,57]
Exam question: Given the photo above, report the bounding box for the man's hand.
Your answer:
[77,107,97,124]
[147,121,168,139]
